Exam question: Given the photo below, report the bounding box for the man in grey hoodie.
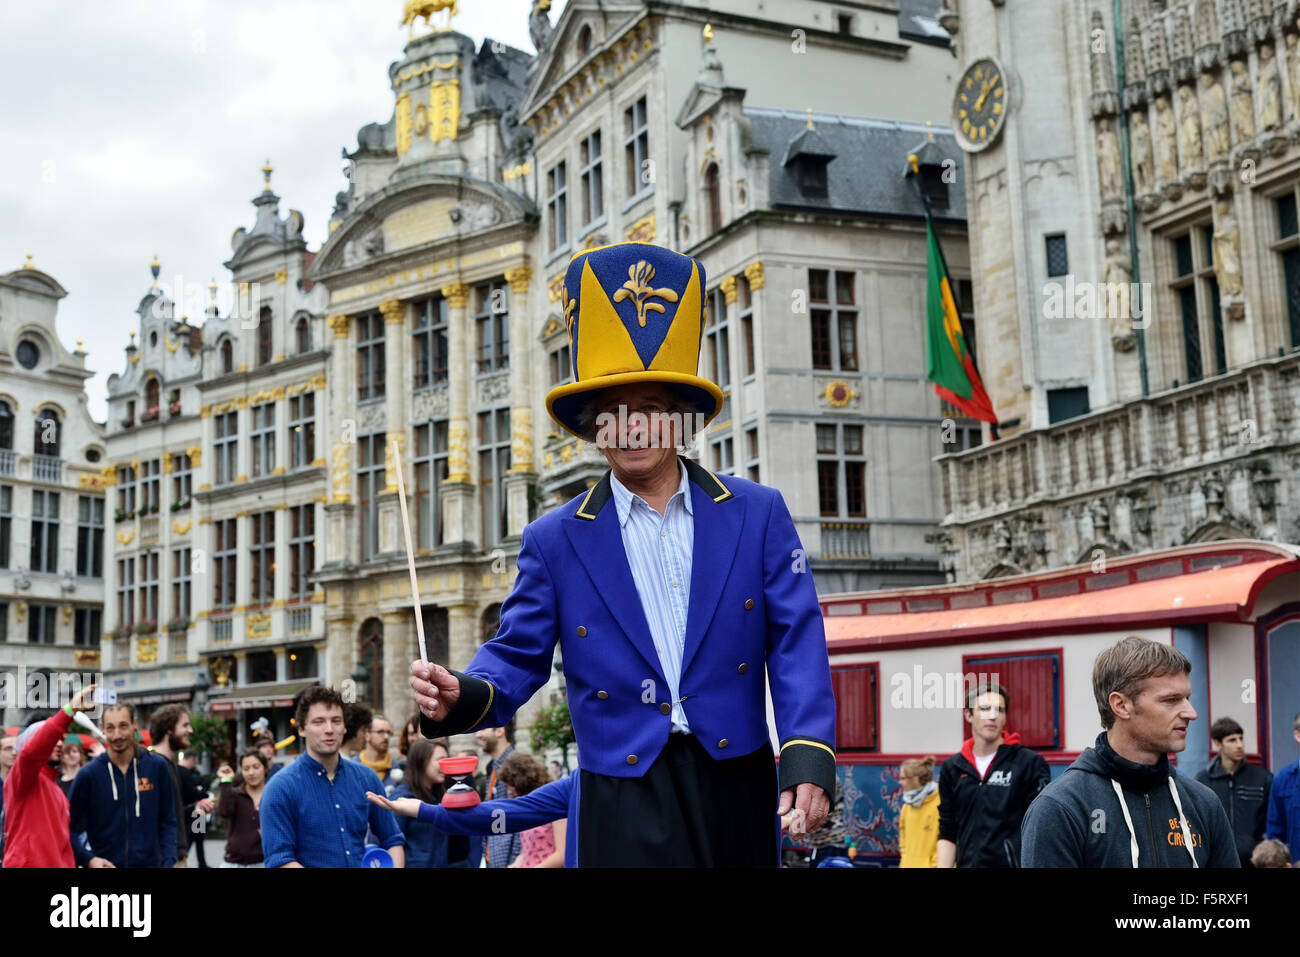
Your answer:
[1021,636,1238,867]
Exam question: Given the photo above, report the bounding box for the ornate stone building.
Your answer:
[101,171,331,745]
[936,0,1300,581]
[0,258,107,727]
[97,1,971,747]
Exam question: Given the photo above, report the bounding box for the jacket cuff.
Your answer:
[778,737,837,799]
[418,671,495,738]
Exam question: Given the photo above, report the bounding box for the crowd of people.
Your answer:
[0,682,572,869]
[890,636,1300,870]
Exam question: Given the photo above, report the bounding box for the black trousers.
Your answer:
[578,734,779,867]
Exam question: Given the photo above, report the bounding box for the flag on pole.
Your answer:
[924,218,998,424]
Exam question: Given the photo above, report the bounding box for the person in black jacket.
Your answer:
[937,683,1050,867]
[177,751,214,867]
[1195,717,1272,867]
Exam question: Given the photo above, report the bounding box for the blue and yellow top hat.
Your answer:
[545,242,725,440]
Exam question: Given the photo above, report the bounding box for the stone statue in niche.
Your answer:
[1130,109,1154,194]
[1213,200,1245,300]
[1154,95,1179,182]
[1103,237,1136,351]
[1177,84,1205,171]
[1230,59,1257,141]
[1200,71,1230,160]
[1260,42,1283,130]
[1097,117,1123,198]
[1289,32,1300,122]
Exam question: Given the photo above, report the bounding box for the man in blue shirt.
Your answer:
[260,685,405,868]
[1267,711,1300,863]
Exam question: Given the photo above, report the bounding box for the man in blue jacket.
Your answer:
[68,703,177,868]
[1266,711,1300,862]
[412,242,837,867]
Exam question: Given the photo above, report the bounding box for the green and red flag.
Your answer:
[924,217,997,424]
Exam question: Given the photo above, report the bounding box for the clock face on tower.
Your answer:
[953,57,1009,152]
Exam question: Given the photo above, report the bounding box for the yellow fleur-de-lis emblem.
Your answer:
[613,260,679,327]
[563,287,577,334]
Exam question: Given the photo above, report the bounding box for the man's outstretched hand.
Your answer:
[409,659,462,722]
[777,783,831,838]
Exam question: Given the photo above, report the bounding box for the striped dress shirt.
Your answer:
[608,462,695,733]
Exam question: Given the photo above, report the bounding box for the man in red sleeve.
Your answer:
[1,684,97,868]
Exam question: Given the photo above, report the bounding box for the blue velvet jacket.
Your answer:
[422,459,837,798]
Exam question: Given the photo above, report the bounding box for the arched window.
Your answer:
[480,603,501,645]
[296,316,311,354]
[359,617,384,711]
[34,407,61,457]
[144,378,160,413]
[258,306,273,365]
[220,339,233,375]
[0,400,12,450]
[705,163,722,236]
[577,24,592,56]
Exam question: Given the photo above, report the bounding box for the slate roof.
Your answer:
[745,107,967,223]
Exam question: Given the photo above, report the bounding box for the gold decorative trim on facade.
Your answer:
[380,298,406,324]
[75,649,101,667]
[200,404,212,418]
[270,599,286,608]
[504,266,533,294]
[509,407,534,473]
[271,466,287,476]
[543,316,563,337]
[548,271,565,302]
[234,510,250,519]
[311,459,327,469]
[824,380,856,408]
[235,475,248,484]
[275,269,288,284]
[272,353,286,363]
[431,77,461,142]
[62,605,72,625]
[165,335,180,354]
[332,442,352,503]
[247,614,272,639]
[130,459,140,473]
[271,386,287,401]
[446,420,471,482]
[311,592,326,603]
[116,529,135,545]
[197,483,212,492]
[395,55,460,84]
[503,161,532,181]
[172,518,192,535]
[440,282,470,307]
[15,601,26,623]
[743,260,765,290]
[137,637,158,664]
[78,472,109,490]
[625,214,656,243]
[128,352,141,365]
[273,503,288,511]
[384,430,406,493]
[235,364,248,372]
[328,314,350,338]
[161,454,174,474]
[329,242,525,304]
[720,276,738,304]
[186,446,202,468]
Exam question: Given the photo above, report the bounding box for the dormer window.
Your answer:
[919,162,950,211]
[296,316,311,354]
[221,339,233,374]
[577,24,592,56]
[782,124,835,200]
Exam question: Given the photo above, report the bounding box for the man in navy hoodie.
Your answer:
[68,703,177,868]
[937,683,1051,867]
[1021,636,1238,867]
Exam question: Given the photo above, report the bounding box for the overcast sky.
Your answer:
[0,0,568,421]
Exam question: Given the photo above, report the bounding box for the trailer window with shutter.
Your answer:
[830,663,878,751]
[961,650,1061,749]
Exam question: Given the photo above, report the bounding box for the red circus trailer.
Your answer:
[805,540,1300,865]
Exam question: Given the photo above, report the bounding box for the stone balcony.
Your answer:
[935,352,1300,582]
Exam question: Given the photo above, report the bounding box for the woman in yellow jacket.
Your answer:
[898,756,941,868]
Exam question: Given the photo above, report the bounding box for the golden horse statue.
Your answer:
[401,0,458,36]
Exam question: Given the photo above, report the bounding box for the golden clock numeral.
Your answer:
[965,77,974,89]
[995,87,1004,98]
[961,92,969,103]
[962,118,972,134]
[958,108,968,118]
[993,102,1003,116]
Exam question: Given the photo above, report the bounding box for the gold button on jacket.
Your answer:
[737,662,748,674]
[576,625,587,637]
[744,598,754,609]
[718,738,729,748]
[659,702,671,715]
[626,754,638,765]
[597,690,609,699]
